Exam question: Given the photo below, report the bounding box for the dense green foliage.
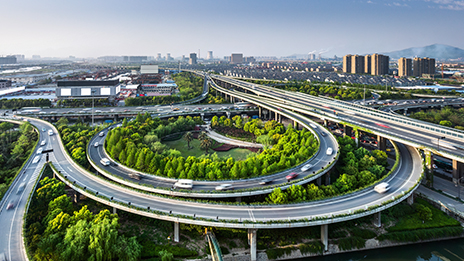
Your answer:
[56,98,115,108]
[205,93,226,104]
[57,117,103,168]
[378,226,463,242]
[105,113,317,180]
[410,107,464,130]
[25,176,142,260]
[0,121,37,200]
[337,237,366,250]
[0,98,51,109]
[265,136,388,204]
[245,79,371,100]
[125,72,203,106]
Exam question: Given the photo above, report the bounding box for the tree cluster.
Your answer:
[58,117,102,168]
[105,114,318,181]
[266,136,389,204]
[0,98,51,109]
[25,177,142,261]
[410,107,464,130]
[0,121,37,200]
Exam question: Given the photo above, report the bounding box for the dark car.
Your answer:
[6,200,16,210]
[259,178,274,185]
[286,172,298,181]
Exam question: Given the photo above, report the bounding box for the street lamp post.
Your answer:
[437,136,445,151]
[92,90,96,127]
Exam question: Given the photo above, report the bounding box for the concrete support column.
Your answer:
[236,197,241,203]
[404,108,408,116]
[248,229,258,261]
[258,107,262,118]
[325,173,330,185]
[344,125,353,138]
[373,212,381,228]
[452,159,464,184]
[424,150,434,187]
[407,194,414,205]
[316,177,322,186]
[354,130,360,147]
[293,120,298,129]
[321,224,328,252]
[73,191,80,203]
[323,119,328,127]
[377,136,386,151]
[275,111,278,122]
[174,222,180,243]
[113,207,117,214]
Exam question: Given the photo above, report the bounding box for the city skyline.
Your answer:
[1,0,464,58]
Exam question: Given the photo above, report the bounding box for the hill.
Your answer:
[384,44,464,60]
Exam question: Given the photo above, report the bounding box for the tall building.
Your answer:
[371,54,389,75]
[398,58,412,77]
[189,53,197,65]
[166,53,172,60]
[230,53,243,64]
[413,57,436,77]
[351,55,365,74]
[244,56,256,63]
[0,56,17,64]
[207,51,213,60]
[123,56,148,63]
[156,53,162,60]
[343,54,352,73]
[309,53,316,60]
[364,55,371,74]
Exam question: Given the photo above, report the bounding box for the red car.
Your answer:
[7,201,15,210]
[286,172,298,181]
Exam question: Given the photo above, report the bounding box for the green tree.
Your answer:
[183,132,194,149]
[200,138,213,154]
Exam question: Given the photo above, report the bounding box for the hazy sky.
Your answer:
[1,0,463,58]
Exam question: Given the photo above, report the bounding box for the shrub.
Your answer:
[337,237,366,250]
[378,226,463,242]
[266,247,295,260]
[298,241,323,255]
[349,227,377,239]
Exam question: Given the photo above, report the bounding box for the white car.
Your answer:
[374,182,390,194]
[99,132,105,137]
[33,155,41,163]
[100,158,110,166]
[300,164,313,172]
[40,140,46,146]
[36,148,43,154]
[326,147,333,156]
[94,142,99,147]
[215,184,233,191]
[173,179,193,189]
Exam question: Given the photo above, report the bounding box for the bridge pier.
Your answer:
[258,107,262,118]
[452,159,464,184]
[373,212,381,227]
[354,130,360,147]
[293,120,298,129]
[377,136,386,151]
[248,229,258,261]
[343,125,352,138]
[174,222,180,243]
[236,197,241,203]
[407,194,414,205]
[113,207,117,214]
[321,224,328,252]
[323,119,328,127]
[325,173,330,185]
[316,177,322,186]
[424,150,434,186]
[73,191,80,203]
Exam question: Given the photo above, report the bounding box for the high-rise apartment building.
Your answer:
[398,58,412,77]
[343,54,352,73]
[156,53,162,60]
[413,57,435,77]
[371,54,389,75]
[189,53,197,65]
[207,51,213,60]
[309,53,316,60]
[364,55,371,74]
[351,55,365,74]
[230,53,243,64]
[166,53,172,60]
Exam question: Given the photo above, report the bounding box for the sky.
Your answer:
[1,0,464,59]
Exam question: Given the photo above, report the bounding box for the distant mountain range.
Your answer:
[384,44,464,60]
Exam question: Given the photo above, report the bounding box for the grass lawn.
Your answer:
[163,138,252,161]
[387,198,461,232]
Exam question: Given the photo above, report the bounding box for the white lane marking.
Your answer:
[248,209,256,222]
